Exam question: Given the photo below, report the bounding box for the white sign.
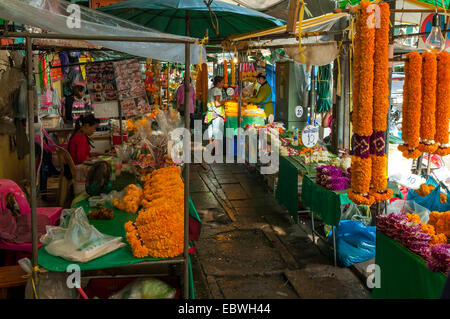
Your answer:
[226,87,235,97]
[301,125,319,148]
[295,105,303,118]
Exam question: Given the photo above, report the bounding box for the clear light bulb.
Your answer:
[426,13,445,52]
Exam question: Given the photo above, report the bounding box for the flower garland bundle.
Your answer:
[348,1,375,206]
[377,213,448,268]
[223,60,228,88]
[418,51,438,153]
[427,244,450,274]
[369,2,392,203]
[398,52,422,159]
[316,165,351,191]
[125,166,185,258]
[113,184,143,213]
[429,211,450,237]
[435,51,450,156]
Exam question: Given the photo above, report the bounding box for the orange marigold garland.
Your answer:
[354,1,375,137]
[435,51,450,156]
[348,156,375,206]
[401,51,422,159]
[372,2,390,132]
[348,1,375,205]
[124,166,185,258]
[418,51,438,153]
[369,2,392,203]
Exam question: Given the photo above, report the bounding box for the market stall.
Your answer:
[0,0,206,299]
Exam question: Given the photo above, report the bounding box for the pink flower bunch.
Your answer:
[427,244,450,274]
[316,165,351,191]
[377,214,431,258]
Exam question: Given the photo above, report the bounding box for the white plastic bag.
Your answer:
[385,199,430,223]
[40,207,125,263]
[109,278,176,299]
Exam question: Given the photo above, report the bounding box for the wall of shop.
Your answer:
[0,134,29,182]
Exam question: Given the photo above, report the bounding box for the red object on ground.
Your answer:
[0,179,62,254]
[112,134,129,146]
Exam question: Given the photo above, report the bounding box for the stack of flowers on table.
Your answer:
[124,166,184,258]
[316,165,351,191]
[113,184,143,213]
[377,213,449,274]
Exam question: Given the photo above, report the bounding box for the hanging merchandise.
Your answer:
[398,51,422,159]
[316,64,332,113]
[223,60,228,88]
[370,3,393,203]
[113,59,150,117]
[230,58,236,87]
[348,1,375,206]
[418,51,438,154]
[49,54,64,82]
[434,51,450,156]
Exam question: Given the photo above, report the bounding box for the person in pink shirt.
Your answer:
[176,78,196,121]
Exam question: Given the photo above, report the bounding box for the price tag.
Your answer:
[301,125,319,148]
[295,105,303,118]
[226,87,235,97]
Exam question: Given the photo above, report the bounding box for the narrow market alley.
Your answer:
[189,162,372,299]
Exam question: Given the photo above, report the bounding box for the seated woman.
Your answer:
[68,114,100,165]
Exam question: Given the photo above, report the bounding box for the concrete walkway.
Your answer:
[189,162,371,299]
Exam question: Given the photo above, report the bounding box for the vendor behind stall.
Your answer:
[68,114,100,165]
[62,81,87,127]
[245,73,274,116]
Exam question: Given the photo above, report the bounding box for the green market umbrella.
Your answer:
[99,0,285,39]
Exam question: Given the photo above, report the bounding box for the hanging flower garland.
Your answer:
[399,51,422,159]
[370,2,393,203]
[418,51,438,153]
[435,51,450,156]
[348,1,375,206]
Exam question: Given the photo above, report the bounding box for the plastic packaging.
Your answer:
[25,272,80,299]
[328,220,376,267]
[407,183,450,212]
[109,278,176,299]
[89,196,106,208]
[40,207,125,263]
[341,203,372,226]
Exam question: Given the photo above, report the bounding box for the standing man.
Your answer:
[62,81,87,127]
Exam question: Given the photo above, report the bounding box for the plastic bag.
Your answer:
[25,272,80,299]
[341,203,371,226]
[403,200,430,224]
[109,278,176,299]
[328,220,376,267]
[40,207,125,263]
[407,183,450,212]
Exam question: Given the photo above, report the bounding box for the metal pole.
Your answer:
[332,226,337,267]
[427,153,432,175]
[119,102,123,144]
[183,42,191,299]
[0,31,196,43]
[26,36,39,298]
[238,53,243,159]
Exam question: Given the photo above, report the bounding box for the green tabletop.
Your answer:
[38,196,200,298]
[372,232,447,299]
[301,175,352,226]
[275,155,319,223]
[276,155,403,226]
[225,116,266,138]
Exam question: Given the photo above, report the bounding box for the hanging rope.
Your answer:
[203,0,220,37]
[298,0,306,64]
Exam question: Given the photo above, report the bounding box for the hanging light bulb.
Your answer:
[426,13,445,52]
